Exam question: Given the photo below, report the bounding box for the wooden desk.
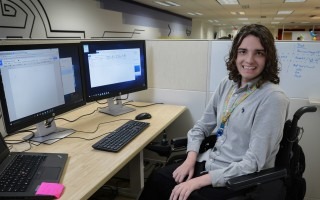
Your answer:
[7,102,186,200]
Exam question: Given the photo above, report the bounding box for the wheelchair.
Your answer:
[145,106,317,200]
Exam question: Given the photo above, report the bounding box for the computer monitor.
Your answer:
[81,40,148,116]
[0,42,85,144]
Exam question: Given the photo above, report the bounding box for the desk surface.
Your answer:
[7,102,186,200]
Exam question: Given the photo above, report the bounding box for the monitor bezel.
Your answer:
[0,42,86,135]
[80,40,148,103]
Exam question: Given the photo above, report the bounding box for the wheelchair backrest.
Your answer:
[274,106,316,200]
[275,106,317,172]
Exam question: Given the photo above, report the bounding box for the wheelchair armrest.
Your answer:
[171,135,217,150]
[226,168,287,191]
[145,137,187,157]
[147,135,216,157]
[171,137,188,149]
[145,142,172,157]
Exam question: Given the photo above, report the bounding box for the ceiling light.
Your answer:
[187,12,203,16]
[231,11,245,15]
[277,10,293,14]
[217,0,239,5]
[165,1,180,6]
[154,1,170,6]
[154,1,180,6]
[284,0,305,2]
[274,17,284,20]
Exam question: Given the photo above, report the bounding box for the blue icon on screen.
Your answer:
[134,65,141,72]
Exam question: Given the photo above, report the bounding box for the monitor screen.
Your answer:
[0,43,85,143]
[81,40,147,116]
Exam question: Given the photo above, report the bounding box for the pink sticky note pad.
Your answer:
[36,182,64,199]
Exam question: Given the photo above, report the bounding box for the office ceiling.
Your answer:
[131,0,320,29]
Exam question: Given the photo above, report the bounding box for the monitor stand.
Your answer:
[23,119,74,144]
[99,96,135,116]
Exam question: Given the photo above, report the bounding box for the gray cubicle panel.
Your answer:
[133,40,211,133]
[134,40,212,164]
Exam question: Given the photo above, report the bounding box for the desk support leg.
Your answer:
[129,151,144,195]
[118,151,144,198]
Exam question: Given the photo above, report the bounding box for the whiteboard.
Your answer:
[209,41,320,99]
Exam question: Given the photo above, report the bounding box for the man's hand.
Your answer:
[169,174,212,200]
[172,151,197,183]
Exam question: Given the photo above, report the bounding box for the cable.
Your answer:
[70,118,132,134]
[65,131,110,141]
[5,130,35,144]
[96,100,108,105]
[22,119,133,145]
[123,102,163,107]
[7,128,36,136]
[55,107,99,123]
[7,108,100,136]
[4,130,35,152]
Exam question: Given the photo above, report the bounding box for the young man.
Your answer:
[139,24,290,200]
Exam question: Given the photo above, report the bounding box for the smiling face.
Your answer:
[236,35,266,87]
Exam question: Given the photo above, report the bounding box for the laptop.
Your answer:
[0,134,68,199]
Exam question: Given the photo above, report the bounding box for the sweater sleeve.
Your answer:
[186,78,230,153]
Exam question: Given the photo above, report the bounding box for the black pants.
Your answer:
[138,162,249,200]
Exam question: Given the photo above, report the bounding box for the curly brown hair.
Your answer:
[226,24,280,88]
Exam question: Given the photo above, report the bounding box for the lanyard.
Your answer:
[217,84,257,137]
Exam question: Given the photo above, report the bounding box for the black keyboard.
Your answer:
[0,154,47,192]
[92,120,150,152]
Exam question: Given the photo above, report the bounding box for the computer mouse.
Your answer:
[135,112,152,120]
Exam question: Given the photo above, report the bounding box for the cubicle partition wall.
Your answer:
[131,40,211,138]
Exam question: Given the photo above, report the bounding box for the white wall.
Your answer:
[0,0,191,39]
